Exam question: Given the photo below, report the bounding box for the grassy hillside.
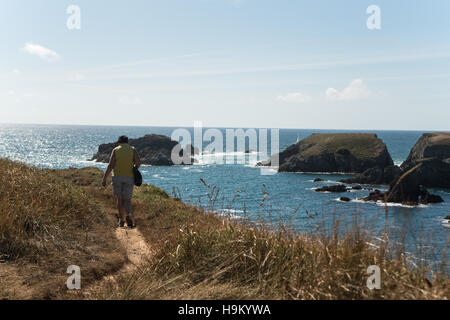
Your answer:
[301,133,387,159]
[0,159,127,299]
[0,159,448,299]
[92,206,450,300]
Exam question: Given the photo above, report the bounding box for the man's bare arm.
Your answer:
[134,149,141,169]
[102,150,116,186]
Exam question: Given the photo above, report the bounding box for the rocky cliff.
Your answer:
[400,132,450,189]
[91,134,194,166]
[343,132,450,188]
[260,133,393,173]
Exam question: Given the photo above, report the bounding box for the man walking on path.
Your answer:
[102,135,141,228]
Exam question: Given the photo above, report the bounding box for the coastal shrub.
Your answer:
[94,211,449,300]
[0,159,101,261]
[145,223,447,299]
[85,178,449,300]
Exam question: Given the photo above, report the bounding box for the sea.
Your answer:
[0,124,448,271]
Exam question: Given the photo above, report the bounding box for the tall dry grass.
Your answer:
[1,160,447,299]
[0,159,126,299]
[91,179,449,300]
[0,159,102,261]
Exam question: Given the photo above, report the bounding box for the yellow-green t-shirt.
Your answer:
[113,143,135,178]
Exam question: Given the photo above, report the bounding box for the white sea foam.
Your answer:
[334,197,353,203]
[260,167,278,174]
[374,201,429,208]
[292,171,351,175]
[217,209,245,220]
[200,151,260,157]
[306,179,341,183]
[78,160,98,165]
[351,198,429,208]
[217,214,243,221]
[220,208,245,214]
[152,174,175,180]
[194,151,263,166]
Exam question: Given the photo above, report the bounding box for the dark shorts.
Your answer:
[112,176,134,199]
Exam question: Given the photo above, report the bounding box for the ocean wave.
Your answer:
[219,208,245,214]
[152,174,175,180]
[350,198,429,208]
[78,159,98,164]
[291,171,351,175]
[194,151,263,166]
[306,188,332,193]
[334,197,353,203]
[306,179,340,183]
[259,167,278,174]
[374,201,429,208]
[200,151,260,157]
[216,209,245,220]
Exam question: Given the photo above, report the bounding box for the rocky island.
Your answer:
[260,132,447,206]
[400,132,450,189]
[343,132,450,205]
[343,132,450,188]
[260,133,393,173]
[91,134,195,166]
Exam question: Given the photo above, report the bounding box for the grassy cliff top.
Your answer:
[0,159,448,300]
[0,159,127,299]
[299,133,387,159]
[425,132,450,145]
[405,132,450,163]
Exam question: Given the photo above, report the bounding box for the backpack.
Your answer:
[133,166,143,187]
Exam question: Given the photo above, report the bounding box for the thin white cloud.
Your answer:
[119,96,142,105]
[226,0,242,6]
[12,69,20,74]
[3,90,28,104]
[67,73,85,81]
[78,52,211,73]
[326,79,371,101]
[23,43,60,62]
[89,51,450,80]
[277,92,312,104]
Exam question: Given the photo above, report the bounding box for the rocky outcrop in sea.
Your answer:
[342,132,450,189]
[260,132,447,206]
[259,133,393,173]
[91,134,195,166]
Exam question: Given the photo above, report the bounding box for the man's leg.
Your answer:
[116,196,126,222]
[112,177,126,225]
[123,178,135,227]
[123,197,132,220]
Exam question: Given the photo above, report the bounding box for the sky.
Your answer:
[1,0,449,130]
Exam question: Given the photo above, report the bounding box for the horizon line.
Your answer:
[1,122,448,133]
